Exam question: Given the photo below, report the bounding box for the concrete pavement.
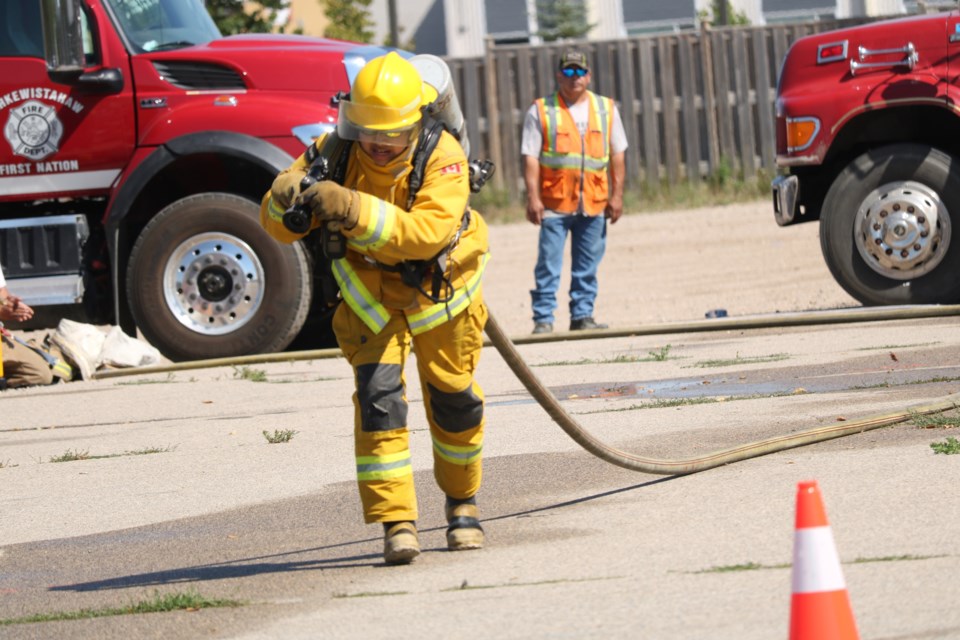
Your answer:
[2,314,960,638]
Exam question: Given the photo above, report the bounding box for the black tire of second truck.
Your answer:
[126,193,312,361]
[820,143,960,306]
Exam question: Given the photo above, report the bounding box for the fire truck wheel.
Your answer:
[819,143,960,306]
[126,193,312,361]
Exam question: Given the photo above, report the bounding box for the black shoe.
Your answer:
[532,322,553,334]
[570,317,608,331]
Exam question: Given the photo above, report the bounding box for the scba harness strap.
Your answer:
[310,118,468,304]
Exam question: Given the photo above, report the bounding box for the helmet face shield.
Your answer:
[337,100,421,147]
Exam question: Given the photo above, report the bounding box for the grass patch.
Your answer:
[578,391,796,414]
[263,429,298,444]
[440,576,620,592]
[333,591,409,599]
[537,346,675,367]
[688,353,790,368]
[49,449,90,462]
[233,366,267,382]
[691,554,938,574]
[0,589,243,626]
[930,436,960,455]
[116,373,178,385]
[48,446,176,463]
[693,561,789,573]
[580,395,726,414]
[854,342,939,351]
[648,345,672,361]
[126,446,177,455]
[910,410,960,429]
[852,554,944,564]
[852,376,960,391]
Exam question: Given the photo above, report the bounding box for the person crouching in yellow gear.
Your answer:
[260,52,489,565]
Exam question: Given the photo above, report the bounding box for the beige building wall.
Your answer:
[284,0,330,36]
[241,0,330,37]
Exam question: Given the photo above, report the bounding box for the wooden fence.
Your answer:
[444,18,876,198]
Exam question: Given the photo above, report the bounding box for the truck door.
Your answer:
[947,12,960,100]
[0,0,135,200]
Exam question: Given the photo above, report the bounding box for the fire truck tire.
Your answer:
[819,143,960,306]
[126,193,312,361]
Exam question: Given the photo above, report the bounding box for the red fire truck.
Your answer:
[1,0,384,360]
[772,10,960,306]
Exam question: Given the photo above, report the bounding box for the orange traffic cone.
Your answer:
[789,480,860,640]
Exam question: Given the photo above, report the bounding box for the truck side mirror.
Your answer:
[40,0,85,83]
[40,0,124,93]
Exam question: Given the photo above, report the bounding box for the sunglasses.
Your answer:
[561,67,588,78]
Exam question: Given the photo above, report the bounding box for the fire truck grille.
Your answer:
[152,61,247,91]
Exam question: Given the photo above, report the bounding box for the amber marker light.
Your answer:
[785,116,820,152]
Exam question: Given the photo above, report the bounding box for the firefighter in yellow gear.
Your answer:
[260,52,489,565]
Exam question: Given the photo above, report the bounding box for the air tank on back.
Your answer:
[409,54,470,158]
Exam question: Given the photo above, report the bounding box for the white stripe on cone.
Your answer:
[792,526,846,594]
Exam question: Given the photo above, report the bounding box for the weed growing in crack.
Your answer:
[930,436,960,455]
[0,589,242,626]
[263,429,298,444]
[48,446,176,463]
[689,353,789,368]
[233,366,267,382]
[910,410,960,429]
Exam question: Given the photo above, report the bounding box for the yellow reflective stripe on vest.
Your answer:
[539,155,608,172]
[267,197,286,223]
[349,197,395,253]
[597,93,612,159]
[406,252,488,335]
[332,258,390,334]
[356,450,412,481]
[432,437,482,465]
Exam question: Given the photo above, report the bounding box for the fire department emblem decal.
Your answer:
[4,100,64,161]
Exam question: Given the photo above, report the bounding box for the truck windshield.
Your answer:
[104,0,221,53]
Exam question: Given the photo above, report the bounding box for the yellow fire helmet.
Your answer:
[338,51,438,147]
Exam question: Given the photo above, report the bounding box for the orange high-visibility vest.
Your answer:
[535,90,614,215]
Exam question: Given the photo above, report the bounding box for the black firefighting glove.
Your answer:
[297,181,360,230]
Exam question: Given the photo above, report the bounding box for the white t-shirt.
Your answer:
[521,94,628,215]
[0,263,6,289]
[521,95,628,158]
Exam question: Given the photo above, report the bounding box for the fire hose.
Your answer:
[94,304,960,476]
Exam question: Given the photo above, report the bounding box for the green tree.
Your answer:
[536,0,594,42]
[697,1,751,26]
[206,0,288,35]
[323,0,375,43]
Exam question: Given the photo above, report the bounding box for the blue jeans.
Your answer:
[530,214,607,324]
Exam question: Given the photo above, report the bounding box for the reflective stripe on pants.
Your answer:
[334,295,487,523]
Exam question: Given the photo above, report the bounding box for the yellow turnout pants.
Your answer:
[334,297,488,523]
[1,333,54,388]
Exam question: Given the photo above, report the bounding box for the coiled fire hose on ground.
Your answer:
[94,304,960,475]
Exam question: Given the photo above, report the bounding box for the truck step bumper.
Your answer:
[772,174,799,226]
[0,214,89,306]
[5,274,85,306]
